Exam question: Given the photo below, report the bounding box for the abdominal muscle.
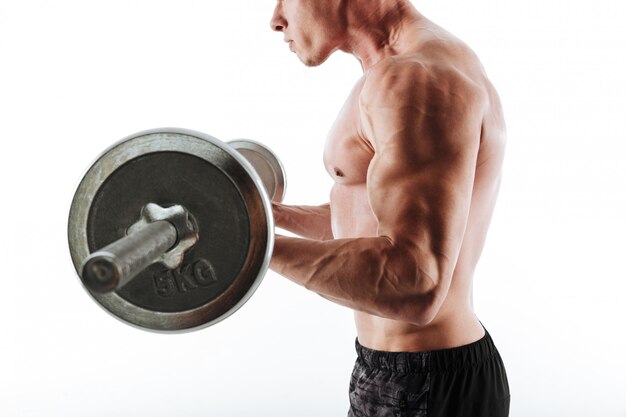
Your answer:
[330,183,485,353]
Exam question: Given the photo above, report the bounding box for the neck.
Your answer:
[339,0,425,71]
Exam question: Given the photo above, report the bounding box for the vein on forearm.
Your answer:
[271,235,437,321]
[277,204,333,240]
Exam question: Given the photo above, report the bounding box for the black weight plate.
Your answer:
[68,129,274,332]
[87,151,250,312]
[228,139,287,203]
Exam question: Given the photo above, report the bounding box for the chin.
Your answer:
[299,50,332,68]
[301,57,322,67]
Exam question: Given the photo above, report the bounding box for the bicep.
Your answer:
[362,67,483,285]
[367,135,478,261]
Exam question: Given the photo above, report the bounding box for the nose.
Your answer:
[270,2,287,32]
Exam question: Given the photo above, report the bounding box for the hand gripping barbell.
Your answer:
[68,128,286,332]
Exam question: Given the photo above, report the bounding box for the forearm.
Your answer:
[269,235,440,325]
[273,203,333,241]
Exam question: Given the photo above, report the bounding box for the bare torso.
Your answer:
[323,24,506,352]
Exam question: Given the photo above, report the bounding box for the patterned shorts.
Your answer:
[348,328,510,417]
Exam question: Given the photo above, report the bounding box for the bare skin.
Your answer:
[269,0,506,352]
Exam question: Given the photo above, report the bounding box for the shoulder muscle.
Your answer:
[359,58,485,151]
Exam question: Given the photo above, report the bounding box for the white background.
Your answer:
[1,0,625,416]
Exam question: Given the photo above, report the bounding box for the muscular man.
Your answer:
[269,0,509,415]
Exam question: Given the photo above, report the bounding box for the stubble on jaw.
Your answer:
[293,49,318,67]
[302,57,320,67]
[297,49,332,67]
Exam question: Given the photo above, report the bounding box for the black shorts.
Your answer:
[348,328,510,417]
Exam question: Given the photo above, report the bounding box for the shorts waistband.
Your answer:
[355,329,498,374]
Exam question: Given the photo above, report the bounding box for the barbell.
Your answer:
[68,128,286,332]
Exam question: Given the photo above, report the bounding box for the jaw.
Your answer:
[295,35,343,67]
[299,49,333,67]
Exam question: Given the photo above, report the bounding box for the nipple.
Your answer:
[334,168,344,178]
